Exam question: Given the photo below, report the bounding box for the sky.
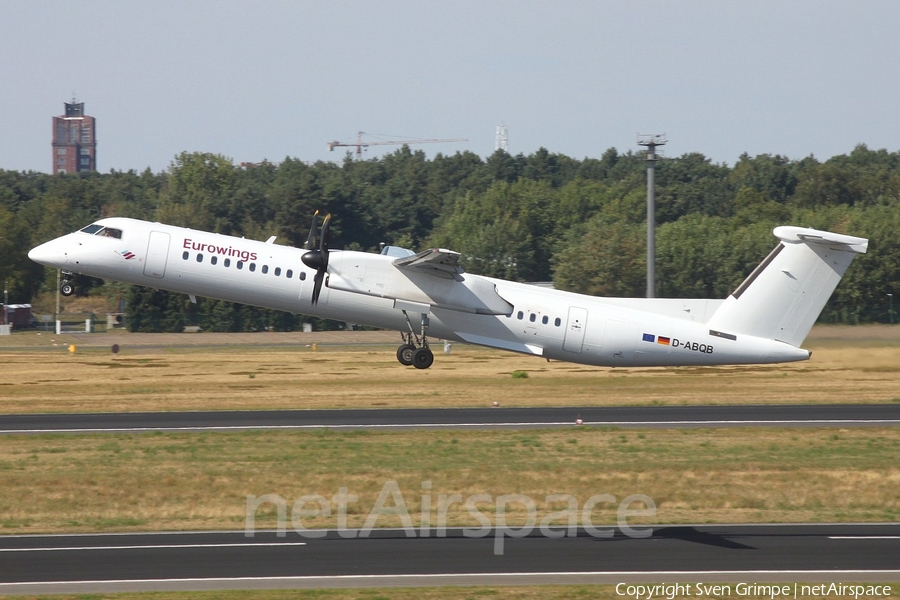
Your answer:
[3,1,899,173]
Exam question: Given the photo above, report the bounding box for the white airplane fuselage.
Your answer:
[29,217,867,368]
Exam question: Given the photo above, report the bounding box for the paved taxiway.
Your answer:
[1,524,898,594]
[1,404,899,434]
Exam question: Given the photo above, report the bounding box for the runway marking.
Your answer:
[2,569,899,587]
[828,536,900,539]
[3,522,899,540]
[2,419,899,434]
[0,542,306,552]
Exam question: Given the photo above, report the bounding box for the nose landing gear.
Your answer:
[396,310,435,369]
[60,271,75,297]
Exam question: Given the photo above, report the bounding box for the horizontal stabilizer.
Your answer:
[774,226,868,254]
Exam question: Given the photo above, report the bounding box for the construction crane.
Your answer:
[327,131,468,159]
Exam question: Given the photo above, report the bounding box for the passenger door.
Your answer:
[562,306,588,353]
[143,231,170,278]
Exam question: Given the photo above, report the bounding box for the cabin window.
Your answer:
[182,251,189,260]
[249,263,256,272]
[211,256,217,265]
[196,254,203,263]
[517,311,524,320]
[274,267,281,276]
[529,313,536,322]
[224,258,231,267]
[555,317,561,327]
[286,269,293,279]
[80,224,103,234]
[237,261,244,270]
[299,271,306,281]
[262,265,269,274]
[542,315,548,325]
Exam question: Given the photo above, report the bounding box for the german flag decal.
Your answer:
[657,336,671,346]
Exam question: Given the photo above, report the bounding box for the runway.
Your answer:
[4,406,897,593]
[1,404,899,434]
[1,524,898,594]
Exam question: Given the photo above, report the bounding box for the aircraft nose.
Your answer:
[28,241,63,267]
[28,243,46,263]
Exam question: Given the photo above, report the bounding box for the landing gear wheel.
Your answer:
[397,344,416,366]
[60,282,74,297]
[412,347,434,370]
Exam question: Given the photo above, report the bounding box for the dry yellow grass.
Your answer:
[0,327,898,413]
[0,327,897,543]
[1,427,897,535]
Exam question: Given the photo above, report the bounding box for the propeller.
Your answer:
[303,210,319,250]
[301,212,332,305]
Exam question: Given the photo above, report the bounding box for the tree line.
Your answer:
[1,143,897,331]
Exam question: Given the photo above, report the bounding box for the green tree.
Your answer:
[156,152,237,231]
[553,218,645,297]
[729,153,797,204]
[820,205,900,323]
[0,205,44,302]
[655,153,733,222]
[429,190,533,280]
[656,215,731,298]
[791,163,863,208]
[429,179,558,280]
[126,287,186,332]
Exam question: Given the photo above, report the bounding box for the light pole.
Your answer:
[637,134,667,298]
[888,293,894,325]
[56,269,61,321]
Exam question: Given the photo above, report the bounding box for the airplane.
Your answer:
[28,214,867,370]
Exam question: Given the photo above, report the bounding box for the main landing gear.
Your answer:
[60,271,75,297]
[396,310,434,369]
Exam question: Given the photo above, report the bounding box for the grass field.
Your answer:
[0,326,898,413]
[1,426,898,535]
[1,328,898,595]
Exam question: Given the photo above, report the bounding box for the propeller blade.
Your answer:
[319,213,332,269]
[311,268,325,305]
[304,210,319,250]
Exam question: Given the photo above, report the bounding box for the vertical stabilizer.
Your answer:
[706,227,868,347]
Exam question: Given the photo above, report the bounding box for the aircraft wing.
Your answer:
[327,249,511,315]
[392,248,463,279]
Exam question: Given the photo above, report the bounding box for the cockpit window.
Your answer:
[380,245,416,258]
[79,224,122,238]
[98,227,123,239]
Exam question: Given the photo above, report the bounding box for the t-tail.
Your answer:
[706,226,868,348]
